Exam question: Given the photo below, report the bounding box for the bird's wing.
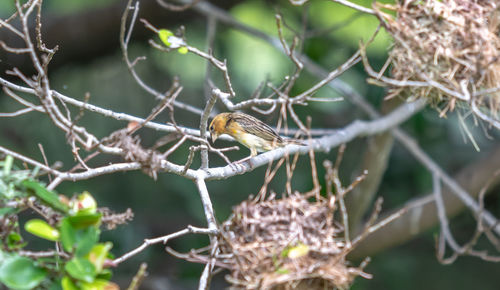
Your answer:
[230,113,283,142]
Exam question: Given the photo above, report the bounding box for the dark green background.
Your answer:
[1,0,499,289]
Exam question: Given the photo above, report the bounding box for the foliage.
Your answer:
[0,156,119,289]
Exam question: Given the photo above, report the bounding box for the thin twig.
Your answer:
[199,90,218,168]
[113,225,217,265]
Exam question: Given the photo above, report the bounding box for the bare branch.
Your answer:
[199,90,218,168]
[127,263,148,290]
[113,225,217,265]
[204,99,426,180]
[350,145,500,259]
[157,0,202,12]
[119,0,205,116]
[331,0,375,15]
[194,177,218,230]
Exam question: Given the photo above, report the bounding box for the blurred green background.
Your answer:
[1,0,499,289]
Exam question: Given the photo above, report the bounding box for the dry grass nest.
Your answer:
[217,193,369,290]
[375,0,500,120]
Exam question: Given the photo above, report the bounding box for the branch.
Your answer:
[393,129,500,235]
[0,76,236,140]
[350,145,500,259]
[331,0,376,15]
[184,4,500,234]
[0,0,243,75]
[113,225,217,265]
[194,177,217,230]
[203,99,426,180]
[191,3,500,240]
[346,99,399,232]
[199,90,218,168]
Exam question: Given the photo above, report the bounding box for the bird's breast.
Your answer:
[235,132,275,152]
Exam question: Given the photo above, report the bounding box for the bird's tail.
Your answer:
[283,138,306,146]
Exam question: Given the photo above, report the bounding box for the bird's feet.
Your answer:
[229,162,245,172]
[229,156,254,171]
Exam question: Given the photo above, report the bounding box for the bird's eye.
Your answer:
[209,125,214,131]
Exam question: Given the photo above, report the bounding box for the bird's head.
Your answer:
[209,113,230,143]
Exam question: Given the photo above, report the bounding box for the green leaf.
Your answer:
[0,180,8,197]
[68,213,102,229]
[80,279,118,290]
[0,250,8,266]
[87,242,113,272]
[60,218,77,252]
[0,180,17,198]
[61,276,79,290]
[25,219,60,241]
[48,278,63,290]
[22,179,69,213]
[158,29,173,46]
[0,255,47,289]
[75,227,99,257]
[7,232,22,244]
[7,232,27,250]
[60,218,100,256]
[65,257,96,283]
[3,155,13,175]
[95,269,112,281]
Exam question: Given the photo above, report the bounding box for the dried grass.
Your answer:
[376,0,500,119]
[218,192,368,289]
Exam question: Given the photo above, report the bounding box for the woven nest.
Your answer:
[376,0,500,118]
[218,193,368,290]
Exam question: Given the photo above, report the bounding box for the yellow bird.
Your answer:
[209,112,305,158]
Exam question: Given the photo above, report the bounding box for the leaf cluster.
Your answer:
[0,156,119,290]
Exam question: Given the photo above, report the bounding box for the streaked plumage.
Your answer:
[209,112,304,157]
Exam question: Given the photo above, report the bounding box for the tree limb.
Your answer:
[349,145,500,260]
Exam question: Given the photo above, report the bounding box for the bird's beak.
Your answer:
[211,132,219,143]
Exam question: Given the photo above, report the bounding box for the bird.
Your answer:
[209,112,305,159]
